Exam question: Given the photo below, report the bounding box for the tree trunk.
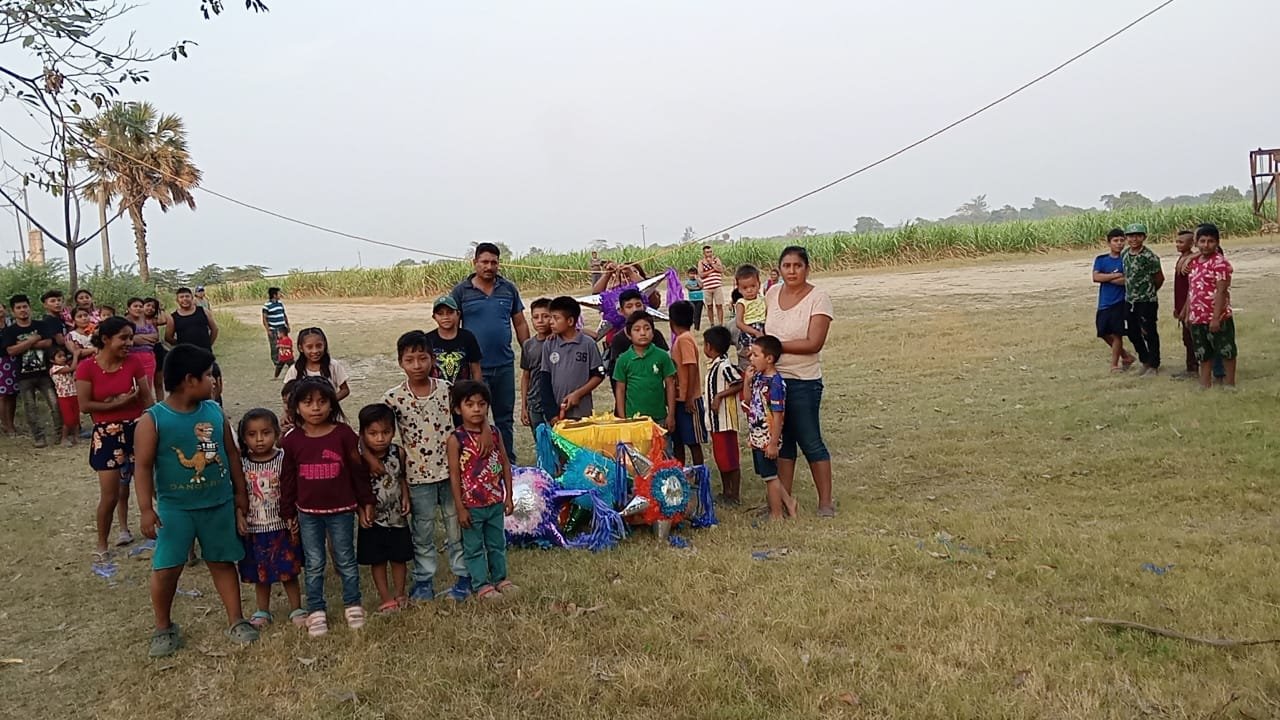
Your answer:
[98,192,112,276]
[127,203,150,283]
[67,242,79,294]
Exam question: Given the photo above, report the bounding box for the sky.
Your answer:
[1,0,1277,273]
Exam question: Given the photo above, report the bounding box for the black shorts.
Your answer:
[357,524,413,565]
[1095,304,1126,338]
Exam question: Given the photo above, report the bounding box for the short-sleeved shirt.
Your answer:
[606,328,668,378]
[520,336,547,414]
[383,379,453,485]
[262,300,288,330]
[704,355,743,433]
[765,284,835,381]
[684,278,704,302]
[699,257,724,291]
[454,426,505,508]
[50,365,77,397]
[451,274,525,370]
[1122,246,1161,303]
[146,400,233,510]
[68,329,94,352]
[737,296,767,325]
[426,328,482,384]
[612,345,676,421]
[281,359,351,390]
[1187,253,1233,325]
[243,449,286,533]
[1092,253,1126,309]
[670,332,702,402]
[747,372,786,450]
[542,332,605,419]
[369,444,408,528]
[75,354,148,423]
[1,320,58,380]
[170,307,213,349]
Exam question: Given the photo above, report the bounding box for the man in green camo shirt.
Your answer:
[1122,223,1165,376]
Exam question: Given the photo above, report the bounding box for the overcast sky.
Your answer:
[2,0,1276,273]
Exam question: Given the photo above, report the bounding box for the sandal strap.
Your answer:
[251,610,273,622]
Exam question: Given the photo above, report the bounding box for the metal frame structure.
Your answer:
[1249,148,1280,225]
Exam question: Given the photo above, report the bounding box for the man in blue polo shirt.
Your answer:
[451,242,531,462]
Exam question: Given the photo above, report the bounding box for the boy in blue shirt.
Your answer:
[1091,229,1136,372]
[134,344,258,657]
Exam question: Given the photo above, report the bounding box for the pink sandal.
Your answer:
[306,611,328,637]
[377,600,400,615]
[344,605,366,629]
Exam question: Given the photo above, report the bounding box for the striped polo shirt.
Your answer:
[262,300,288,329]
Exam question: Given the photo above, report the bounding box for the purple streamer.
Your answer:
[600,282,639,330]
[664,267,684,306]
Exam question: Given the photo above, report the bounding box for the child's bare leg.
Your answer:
[370,563,394,604]
[777,458,796,495]
[1224,358,1237,386]
[0,395,15,432]
[722,469,741,501]
[116,482,131,532]
[690,444,704,467]
[150,566,183,630]
[1198,360,1213,389]
[1108,336,1123,368]
[254,583,272,614]
[391,561,409,599]
[673,443,686,467]
[283,577,302,611]
[766,479,797,519]
[207,561,246,626]
[95,471,120,552]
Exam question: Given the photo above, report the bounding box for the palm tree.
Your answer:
[76,102,201,283]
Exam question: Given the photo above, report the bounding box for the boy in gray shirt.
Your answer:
[520,298,554,437]
[540,296,605,421]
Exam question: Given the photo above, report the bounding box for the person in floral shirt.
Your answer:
[1121,223,1165,376]
[1182,223,1236,388]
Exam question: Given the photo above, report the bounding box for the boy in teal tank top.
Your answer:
[134,344,258,657]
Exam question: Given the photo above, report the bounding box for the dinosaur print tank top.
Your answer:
[145,400,233,510]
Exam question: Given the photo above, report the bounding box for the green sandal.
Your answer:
[149,623,183,658]
[225,619,261,645]
[249,610,273,629]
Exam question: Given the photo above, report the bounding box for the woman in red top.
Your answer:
[76,317,155,561]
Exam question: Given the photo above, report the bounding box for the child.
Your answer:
[236,408,304,629]
[1092,228,1136,372]
[605,289,669,394]
[542,296,606,421]
[282,327,351,401]
[280,379,297,435]
[274,327,294,379]
[447,380,516,602]
[98,305,116,319]
[668,300,706,467]
[49,347,79,447]
[520,298,553,437]
[702,326,743,505]
[684,268,704,330]
[357,404,412,613]
[1122,223,1164,376]
[1183,223,1237,389]
[1172,229,1226,382]
[426,295,482,384]
[211,361,224,408]
[734,264,767,370]
[382,331,472,602]
[612,311,676,430]
[132,344,259,657]
[67,307,96,361]
[743,336,797,519]
[280,377,376,637]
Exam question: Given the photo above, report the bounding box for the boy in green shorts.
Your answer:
[612,311,676,432]
[134,344,258,657]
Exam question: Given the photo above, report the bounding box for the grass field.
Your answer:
[4,241,1280,719]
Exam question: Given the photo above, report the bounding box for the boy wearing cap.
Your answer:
[1092,228,1136,372]
[1121,223,1164,376]
[426,296,482,385]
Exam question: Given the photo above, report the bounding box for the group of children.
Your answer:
[1092,222,1237,388]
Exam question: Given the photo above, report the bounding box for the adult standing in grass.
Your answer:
[167,287,218,352]
[699,245,727,327]
[1122,223,1164,376]
[452,243,530,463]
[2,294,61,448]
[262,287,291,376]
[764,246,835,517]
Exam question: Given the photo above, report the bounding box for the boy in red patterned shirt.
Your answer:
[1181,223,1236,389]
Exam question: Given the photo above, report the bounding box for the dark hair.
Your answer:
[687,267,697,274]
[731,288,742,304]
[625,310,655,334]
[618,289,643,307]
[126,297,144,311]
[142,297,160,317]
[74,288,93,300]
[41,289,63,302]
[548,295,581,320]
[175,287,192,295]
[73,307,91,318]
[51,345,71,363]
[778,245,810,268]
[268,287,281,299]
[754,334,783,363]
[237,408,281,458]
[99,305,116,316]
[293,327,333,382]
[163,343,216,391]
[8,294,30,309]
[735,264,760,281]
[396,330,432,360]
[1195,222,1221,242]
[281,378,298,399]
[703,326,732,355]
[1176,229,1194,237]
[211,361,222,379]
[530,297,552,311]
[289,376,345,426]
[669,300,694,329]
[450,379,491,412]
[358,403,396,433]
[1106,228,1125,239]
[702,245,712,251]
[91,316,133,349]
[474,242,501,259]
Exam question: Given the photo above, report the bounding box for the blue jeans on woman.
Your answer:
[298,511,360,613]
[779,378,830,462]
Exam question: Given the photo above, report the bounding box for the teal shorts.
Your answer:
[153,500,244,570]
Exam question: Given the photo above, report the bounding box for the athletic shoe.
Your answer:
[408,580,435,603]
[446,576,472,602]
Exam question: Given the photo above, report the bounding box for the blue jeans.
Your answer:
[408,482,467,586]
[483,363,517,465]
[298,511,360,613]
[779,378,830,462]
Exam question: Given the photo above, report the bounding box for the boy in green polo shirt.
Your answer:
[612,311,676,432]
[1122,222,1165,376]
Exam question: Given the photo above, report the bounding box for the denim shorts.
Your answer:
[751,448,778,480]
[779,378,830,462]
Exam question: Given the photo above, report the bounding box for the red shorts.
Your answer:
[57,395,80,428]
[710,430,740,472]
